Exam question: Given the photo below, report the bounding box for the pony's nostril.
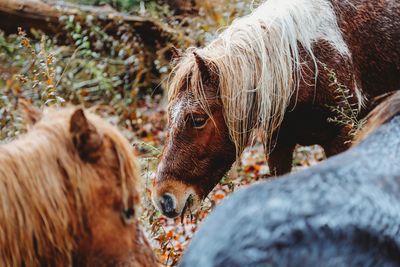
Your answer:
[160,194,175,212]
[160,194,178,218]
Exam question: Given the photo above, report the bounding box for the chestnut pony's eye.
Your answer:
[191,115,209,129]
[122,207,135,225]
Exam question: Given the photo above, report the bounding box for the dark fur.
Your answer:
[271,0,400,174]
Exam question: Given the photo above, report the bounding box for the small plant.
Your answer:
[17,28,64,106]
[0,29,64,141]
[324,64,365,139]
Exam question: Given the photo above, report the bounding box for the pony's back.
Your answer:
[180,92,400,267]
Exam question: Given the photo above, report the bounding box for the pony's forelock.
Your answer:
[168,0,350,156]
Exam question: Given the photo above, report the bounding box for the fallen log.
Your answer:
[0,0,183,48]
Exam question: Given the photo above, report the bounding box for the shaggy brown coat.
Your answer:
[0,102,158,267]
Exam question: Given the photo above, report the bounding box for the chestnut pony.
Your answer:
[153,0,400,218]
[0,102,158,267]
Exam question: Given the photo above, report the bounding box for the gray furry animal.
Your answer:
[179,92,400,267]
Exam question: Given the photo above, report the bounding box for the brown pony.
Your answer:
[152,0,400,218]
[0,101,158,267]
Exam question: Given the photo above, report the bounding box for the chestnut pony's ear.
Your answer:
[171,46,182,60]
[70,108,103,163]
[193,52,210,81]
[18,99,42,127]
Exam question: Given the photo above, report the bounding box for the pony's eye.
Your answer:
[122,207,135,225]
[191,116,208,129]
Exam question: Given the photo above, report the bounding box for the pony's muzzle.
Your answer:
[151,179,200,218]
[159,193,178,218]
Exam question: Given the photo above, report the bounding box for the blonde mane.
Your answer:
[169,0,350,155]
[0,107,139,267]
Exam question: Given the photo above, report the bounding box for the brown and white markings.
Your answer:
[0,101,158,267]
[152,0,400,218]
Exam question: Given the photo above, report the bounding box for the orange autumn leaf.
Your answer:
[213,193,225,200]
[166,231,174,238]
[21,38,29,47]
[244,164,261,173]
[47,55,54,65]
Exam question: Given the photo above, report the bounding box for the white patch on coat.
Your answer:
[170,99,185,126]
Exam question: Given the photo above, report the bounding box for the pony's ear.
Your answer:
[70,108,103,163]
[18,99,42,127]
[193,52,210,81]
[171,46,182,60]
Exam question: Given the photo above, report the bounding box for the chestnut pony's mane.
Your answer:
[168,0,351,155]
[0,107,139,267]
